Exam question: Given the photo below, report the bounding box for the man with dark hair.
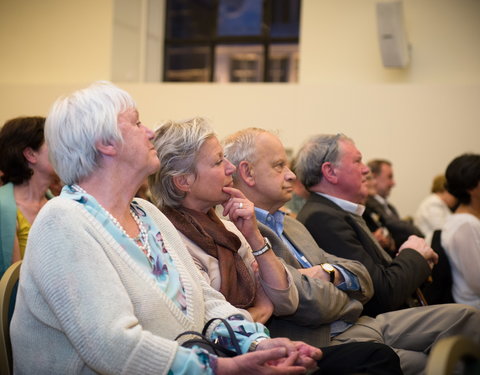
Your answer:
[223,128,480,375]
[366,159,424,248]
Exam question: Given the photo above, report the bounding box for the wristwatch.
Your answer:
[252,237,272,257]
[320,263,335,283]
[248,337,268,352]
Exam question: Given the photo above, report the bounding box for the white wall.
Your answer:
[0,0,113,84]
[300,0,480,84]
[0,0,479,216]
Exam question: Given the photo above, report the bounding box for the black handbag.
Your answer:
[175,318,242,357]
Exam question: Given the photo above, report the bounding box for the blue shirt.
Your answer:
[254,207,360,291]
[255,207,360,335]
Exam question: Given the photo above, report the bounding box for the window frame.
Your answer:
[163,0,301,82]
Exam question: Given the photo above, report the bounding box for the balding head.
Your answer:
[223,128,295,213]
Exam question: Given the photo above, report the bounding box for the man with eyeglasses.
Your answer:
[223,128,480,375]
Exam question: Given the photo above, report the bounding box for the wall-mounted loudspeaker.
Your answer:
[376,1,410,68]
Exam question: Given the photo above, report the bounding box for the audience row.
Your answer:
[1,81,479,375]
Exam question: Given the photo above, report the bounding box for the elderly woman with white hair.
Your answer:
[10,82,321,375]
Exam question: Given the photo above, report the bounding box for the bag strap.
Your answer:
[175,329,238,357]
[202,317,242,355]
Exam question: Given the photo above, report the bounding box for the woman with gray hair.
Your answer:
[149,118,298,324]
[10,82,320,375]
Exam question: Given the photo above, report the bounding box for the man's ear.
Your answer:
[237,161,256,187]
[173,174,194,192]
[23,147,37,164]
[321,162,338,184]
[95,139,117,157]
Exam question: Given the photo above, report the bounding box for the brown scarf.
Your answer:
[162,206,256,309]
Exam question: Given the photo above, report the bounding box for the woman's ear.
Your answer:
[237,161,256,187]
[173,174,194,192]
[95,139,117,157]
[321,162,338,184]
[23,147,37,164]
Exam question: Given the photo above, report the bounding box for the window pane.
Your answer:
[217,0,263,36]
[166,0,215,39]
[269,44,298,82]
[165,46,210,82]
[270,0,300,38]
[215,44,264,82]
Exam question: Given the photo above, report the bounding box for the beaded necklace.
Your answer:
[72,184,154,266]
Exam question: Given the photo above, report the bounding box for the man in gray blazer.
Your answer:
[223,128,480,375]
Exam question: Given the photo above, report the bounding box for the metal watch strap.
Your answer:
[248,337,268,352]
[252,237,272,257]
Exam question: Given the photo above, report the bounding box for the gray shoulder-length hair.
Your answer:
[295,133,352,189]
[45,81,135,185]
[222,127,267,181]
[148,117,216,208]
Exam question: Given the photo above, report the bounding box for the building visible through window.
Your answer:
[164,0,301,82]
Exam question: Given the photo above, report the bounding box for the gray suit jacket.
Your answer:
[259,215,374,348]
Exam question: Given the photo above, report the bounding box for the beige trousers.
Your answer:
[330,304,480,375]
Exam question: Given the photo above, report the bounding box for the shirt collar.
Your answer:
[255,207,286,237]
[374,194,388,206]
[316,192,365,216]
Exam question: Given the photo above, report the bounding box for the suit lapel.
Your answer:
[256,221,303,267]
[283,215,326,265]
[308,193,393,266]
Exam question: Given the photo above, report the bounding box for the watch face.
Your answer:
[322,263,335,272]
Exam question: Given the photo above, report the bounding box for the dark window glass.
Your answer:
[270,0,301,38]
[269,44,298,82]
[166,0,214,39]
[164,0,301,82]
[164,46,210,82]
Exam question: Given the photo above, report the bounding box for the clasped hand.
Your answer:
[216,337,322,374]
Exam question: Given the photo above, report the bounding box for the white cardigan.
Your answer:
[11,197,244,375]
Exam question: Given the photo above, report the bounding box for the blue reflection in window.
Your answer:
[217,0,262,36]
[271,0,300,37]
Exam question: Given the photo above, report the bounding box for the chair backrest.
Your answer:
[0,260,22,375]
[426,335,480,375]
[421,229,454,304]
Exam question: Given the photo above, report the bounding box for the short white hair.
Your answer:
[222,127,268,181]
[45,81,136,184]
